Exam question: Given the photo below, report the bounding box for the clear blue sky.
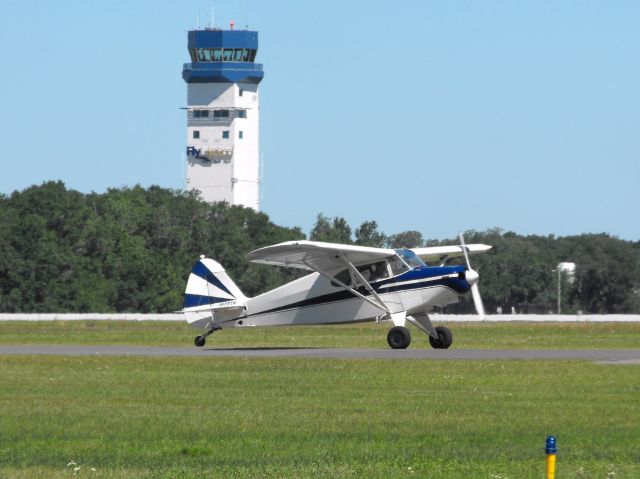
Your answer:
[1,1,638,240]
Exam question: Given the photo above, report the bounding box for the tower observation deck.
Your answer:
[183,27,264,209]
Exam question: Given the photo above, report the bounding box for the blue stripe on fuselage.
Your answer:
[374,265,469,294]
[184,293,233,308]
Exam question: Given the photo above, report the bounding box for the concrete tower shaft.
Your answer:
[183,28,263,210]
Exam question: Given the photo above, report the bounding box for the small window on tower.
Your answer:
[193,130,200,139]
[222,131,229,139]
[238,110,246,118]
[239,131,243,139]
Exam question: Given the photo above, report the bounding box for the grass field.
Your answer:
[1,320,640,349]
[1,321,639,478]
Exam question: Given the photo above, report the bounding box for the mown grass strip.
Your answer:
[1,320,639,349]
[0,355,638,478]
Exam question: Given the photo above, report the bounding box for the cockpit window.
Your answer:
[356,261,389,283]
[331,260,391,287]
[388,255,410,276]
[395,249,427,268]
[331,268,352,287]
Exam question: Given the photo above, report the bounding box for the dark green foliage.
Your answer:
[429,228,640,314]
[309,213,353,243]
[387,230,425,248]
[354,220,386,247]
[1,183,638,313]
[0,182,303,312]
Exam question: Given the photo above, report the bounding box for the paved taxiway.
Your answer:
[1,345,639,361]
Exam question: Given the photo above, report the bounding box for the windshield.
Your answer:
[395,249,427,268]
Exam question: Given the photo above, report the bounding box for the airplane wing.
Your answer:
[411,244,492,265]
[248,240,397,272]
[249,240,400,317]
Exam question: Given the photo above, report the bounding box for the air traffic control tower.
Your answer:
[183,24,264,210]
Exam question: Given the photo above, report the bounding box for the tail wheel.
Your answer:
[194,336,206,347]
[387,326,411,349]
[429,326,453,349]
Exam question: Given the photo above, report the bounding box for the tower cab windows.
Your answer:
[190,48,257,63]
[213,110,229,118]
[193,110,209,118]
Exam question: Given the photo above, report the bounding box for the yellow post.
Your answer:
[545,436,557,479]
[546,452,556,479]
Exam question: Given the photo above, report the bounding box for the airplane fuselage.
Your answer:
[219,264,470,329]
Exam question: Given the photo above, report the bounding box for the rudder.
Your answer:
[183,256,247,320]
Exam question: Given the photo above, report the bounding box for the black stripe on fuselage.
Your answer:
[241,278,466,321]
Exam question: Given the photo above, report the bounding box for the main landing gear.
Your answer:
[194,326,221,347]
[387,326,411,349]
[428,325,453,349]
[386,318,453,350]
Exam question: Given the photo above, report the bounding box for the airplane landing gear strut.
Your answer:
[194,326,221,348]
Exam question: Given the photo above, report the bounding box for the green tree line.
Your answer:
[1,182,638,313]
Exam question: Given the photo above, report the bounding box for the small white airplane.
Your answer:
[183,234,491,349]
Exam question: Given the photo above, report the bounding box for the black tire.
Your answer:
[387,326,411,349]
[194,336,206,347]
[428,326,453,349]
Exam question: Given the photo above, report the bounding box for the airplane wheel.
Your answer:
[429,326,453,349]
[194,336,206,347]
[387,326,411,349]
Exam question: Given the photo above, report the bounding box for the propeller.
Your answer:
[458,232,486,319]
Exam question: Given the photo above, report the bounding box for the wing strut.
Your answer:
[341,254,391,314]
[407,313,439,339]
[303,259,391,315]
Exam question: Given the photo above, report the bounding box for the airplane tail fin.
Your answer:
[183,256,247,327]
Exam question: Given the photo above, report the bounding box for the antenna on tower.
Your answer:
[243,0,248,29]
[210,6,215,29]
